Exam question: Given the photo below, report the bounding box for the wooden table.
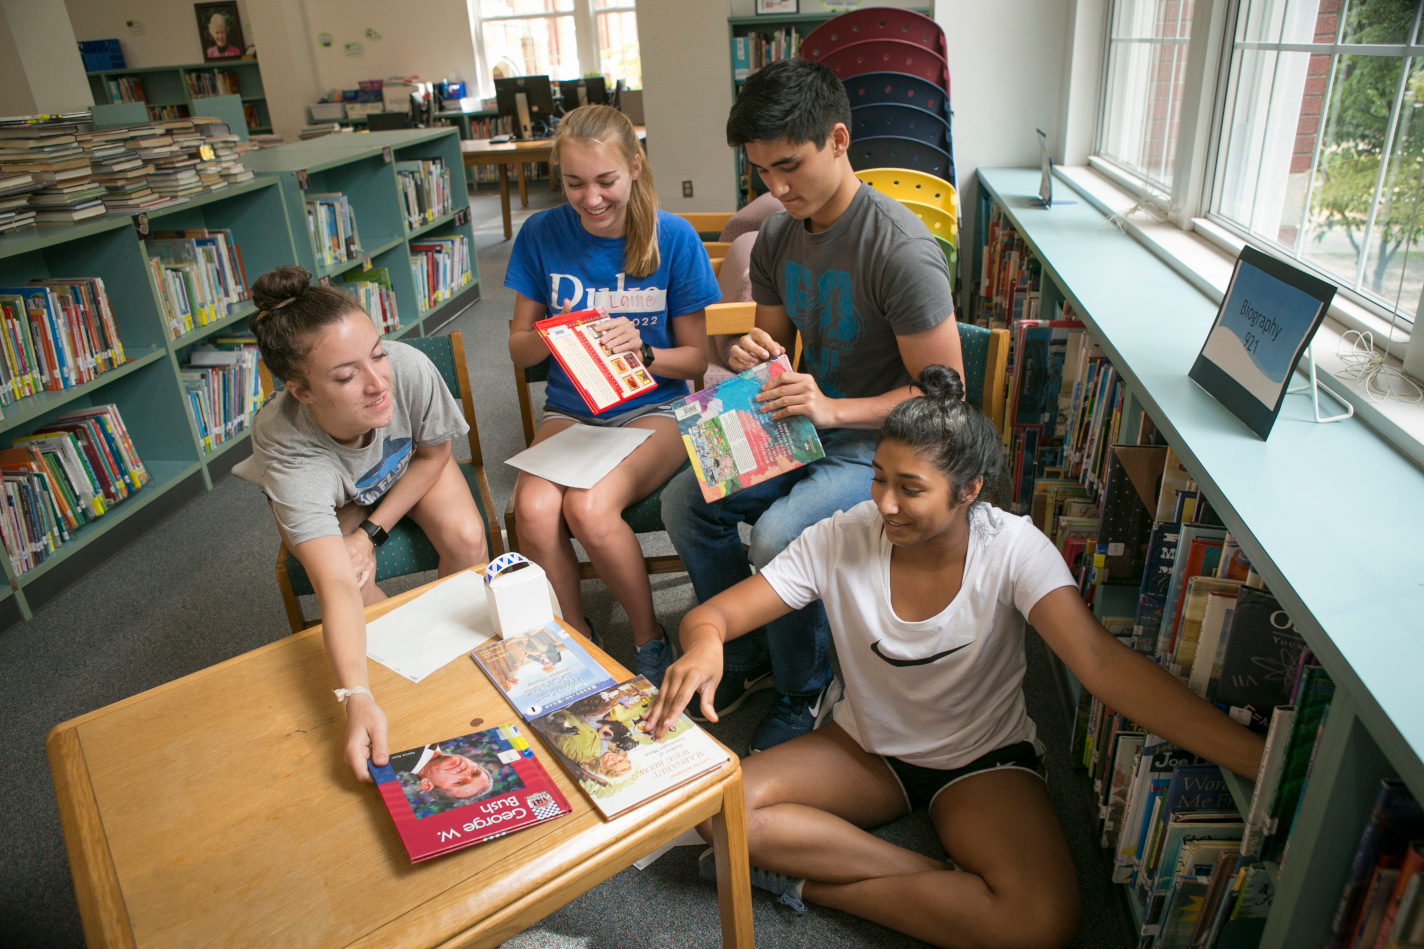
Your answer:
[47,569,753,949]
[462,127,646,240]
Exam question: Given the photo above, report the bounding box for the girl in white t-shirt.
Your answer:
[649,365,1264,948]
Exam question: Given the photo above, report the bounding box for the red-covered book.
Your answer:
[534,306,657,414]
[368,723,571,863]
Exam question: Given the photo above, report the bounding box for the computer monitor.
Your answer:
[495,75,555,140]
[560,77,607,110]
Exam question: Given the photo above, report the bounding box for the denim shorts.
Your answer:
[543,394,681,427]
[884,741,1047,811]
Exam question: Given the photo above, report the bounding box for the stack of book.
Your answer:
[0,172,40,232]
[0,281,126,396]
[0,121,105,225]
[305,193,362,267]
[732,28,803,81]
[395,158,452,229]
[0,405,149,576]
[104,75,147,103]
[186,69,241,98]
[338,270,400,334]
[410,235,471,311]
[198,123,253,185]
[180,344,267,453]
[145,228,250,340]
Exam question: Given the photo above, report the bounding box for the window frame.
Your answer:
[468,0,637,99]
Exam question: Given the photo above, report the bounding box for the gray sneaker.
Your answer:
[698,847,807,914]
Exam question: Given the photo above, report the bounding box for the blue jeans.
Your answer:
[661,428,879,696]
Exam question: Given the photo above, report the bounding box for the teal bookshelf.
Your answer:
[86,59,271,133]
[0,176,297,621]
[242,126,481,339]
[976,166,1424,948]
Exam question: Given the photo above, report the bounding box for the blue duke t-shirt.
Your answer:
[505,205,721,416]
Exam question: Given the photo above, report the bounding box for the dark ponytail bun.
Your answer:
[880,363,1000,506]
[917,364,966,404]
[248,265,364,385]
[252,264,311,311]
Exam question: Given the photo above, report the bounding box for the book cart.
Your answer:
[0,176,294,623]
[242,126,481,340]
[973,167,1424,946]
[86,59,272,133]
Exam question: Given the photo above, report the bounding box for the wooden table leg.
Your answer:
[517,162,528,207]
[499,163,512,240]
[710,770,755,948]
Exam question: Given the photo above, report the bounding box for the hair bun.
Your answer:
[252,264,311,311]
[918,364,965,403]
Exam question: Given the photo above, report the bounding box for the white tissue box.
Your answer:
[482,554,554,638]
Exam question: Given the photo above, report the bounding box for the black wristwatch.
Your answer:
[640,342,655,368]
[357,519,389,547]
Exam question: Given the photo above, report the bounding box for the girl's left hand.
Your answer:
[595,317,642,356]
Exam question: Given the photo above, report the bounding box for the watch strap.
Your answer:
[358,519,388,547]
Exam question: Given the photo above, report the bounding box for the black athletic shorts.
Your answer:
[883,740,1047,811]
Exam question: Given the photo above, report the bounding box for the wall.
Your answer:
[635,0,736,211]
[66,0,255,67]
[297,0,477,95]
[936,0,1070,289]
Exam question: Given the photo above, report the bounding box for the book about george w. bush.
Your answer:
[674,355,825,502]
[368,723,571,863]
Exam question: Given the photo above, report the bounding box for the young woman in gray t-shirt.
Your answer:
[234,265,488,783]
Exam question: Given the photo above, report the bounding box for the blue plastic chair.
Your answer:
[851,104,951,154]
[844,73,956,187]
[274,331,504,632]
[849,137,953,183]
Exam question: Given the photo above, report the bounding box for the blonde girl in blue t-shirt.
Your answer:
[505,105,721,685]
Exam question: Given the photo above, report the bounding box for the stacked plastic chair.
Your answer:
[800,8,959,270]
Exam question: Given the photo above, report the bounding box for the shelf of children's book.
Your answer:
[415,278,479,323]
[145,176,277,216]
[87,60,261,78]
[1219,767,1254,818]
[315,236,404,281]
[201,428,252,462]
[405,210,458,241]
[167,302,258,351]
[0,215,134,259]
[11,459,200,588]
[0,348,166,436]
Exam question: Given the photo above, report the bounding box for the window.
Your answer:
[1210,0,1424,321]
[473,0,641,93]
[1098,0,1197,193]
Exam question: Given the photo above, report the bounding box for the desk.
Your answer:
[47,570,753,949]
[462,127,647,240]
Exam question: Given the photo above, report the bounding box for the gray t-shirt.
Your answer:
[233,341,468,547]
[749,182,954,400]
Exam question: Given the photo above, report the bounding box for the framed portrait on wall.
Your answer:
[756,0,799,14]
[196,2,244,61]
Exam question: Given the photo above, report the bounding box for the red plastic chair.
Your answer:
[818,41,949,94]
[801,9,945,61]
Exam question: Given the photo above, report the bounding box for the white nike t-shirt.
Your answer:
[759,500,1076,769]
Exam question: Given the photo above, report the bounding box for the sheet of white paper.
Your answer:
[633,828,707,870]
[504,423,654,489]
[366,572,565,682]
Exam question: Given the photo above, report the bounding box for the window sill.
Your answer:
[1055,164,1424,469]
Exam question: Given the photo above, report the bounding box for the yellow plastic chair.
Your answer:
[855,167,958,219]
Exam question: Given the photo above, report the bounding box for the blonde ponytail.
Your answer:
[552,104,660,278]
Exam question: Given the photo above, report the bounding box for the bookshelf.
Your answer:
[0,176,295,623]
[975,166,1424,947]
[241,126,481,340]
[725,8,931,205]
[86,59,272,133]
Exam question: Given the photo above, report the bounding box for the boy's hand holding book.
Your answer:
[728,327,785,371]
[757,369,836,427]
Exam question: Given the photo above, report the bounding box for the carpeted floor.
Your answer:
[0,184,1132,949]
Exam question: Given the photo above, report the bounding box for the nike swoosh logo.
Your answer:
[871,640,972,667]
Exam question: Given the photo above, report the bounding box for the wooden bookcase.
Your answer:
[241,126,481,339]
[0,127,480,626]
[974,166,1424,948]
[87,59,272,134]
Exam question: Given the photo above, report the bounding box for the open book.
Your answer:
[534,306,656,414]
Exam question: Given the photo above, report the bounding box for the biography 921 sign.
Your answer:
[1188,246,1336,440]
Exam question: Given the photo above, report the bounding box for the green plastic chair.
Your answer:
[275,331,504,633]
[511,355,687,579]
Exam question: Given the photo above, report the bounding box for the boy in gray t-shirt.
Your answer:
[661,58,964,755]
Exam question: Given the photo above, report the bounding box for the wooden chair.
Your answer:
[274,332,505,633]
[508,337,686,581]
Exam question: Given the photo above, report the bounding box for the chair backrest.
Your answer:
[901,199,957,249]
[819,41,950,93]
[958,322,1010,431]
[850,104,950,154]
[401,332,486,467]
[674,212,735,240]
[802,8,945,61]
[843,72,951,124]
[848,137,952,184]
[855,167,958,220]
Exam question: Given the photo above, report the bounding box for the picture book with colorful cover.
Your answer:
[471,620,617,721]
[528,675,730,819]
[534,306,656,414]
[368,723,572,863]
[674,355,824,502]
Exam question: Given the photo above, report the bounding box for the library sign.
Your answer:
[1188,246,1336,440]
